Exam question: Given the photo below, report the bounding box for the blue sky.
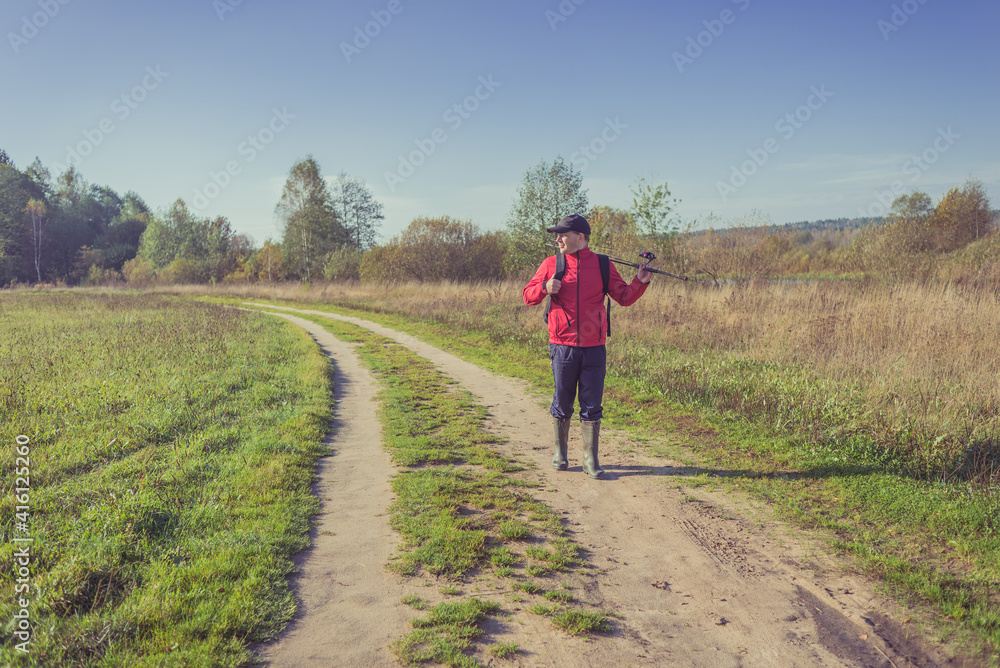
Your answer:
[3,0,997,246]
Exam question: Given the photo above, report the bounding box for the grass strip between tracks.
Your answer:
[249,307,616,667]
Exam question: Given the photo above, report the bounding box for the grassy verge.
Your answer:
[243,307,613,667]
[0,293,332,666]
[221,291,999,661]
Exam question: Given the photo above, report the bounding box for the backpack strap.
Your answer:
[543,253,566,323]
[598,254,611,336]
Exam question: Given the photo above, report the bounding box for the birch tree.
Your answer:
[330,172,384,251]
[25,199,45,283]
[276,157,344,280]
[503,157,588,273]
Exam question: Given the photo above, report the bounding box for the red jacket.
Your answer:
[523,246,649,347]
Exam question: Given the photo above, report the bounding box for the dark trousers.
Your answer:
[549,344,606,422]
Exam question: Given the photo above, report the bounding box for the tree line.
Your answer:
[0,148,680,286]
[1,151,149,286]
[1,146,994,287]
[0,149,387,287]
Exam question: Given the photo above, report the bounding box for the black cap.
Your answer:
[547,214,590,235]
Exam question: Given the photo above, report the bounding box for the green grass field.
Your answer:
[0,293,332,666]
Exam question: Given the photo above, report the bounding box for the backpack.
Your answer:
[544,253,612,335]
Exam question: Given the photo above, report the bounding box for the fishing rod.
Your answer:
[547,242,691,282]
[602,250,690,282]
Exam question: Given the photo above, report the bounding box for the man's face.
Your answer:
[556,231,587,254]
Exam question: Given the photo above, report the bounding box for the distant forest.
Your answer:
[1,148,996,286]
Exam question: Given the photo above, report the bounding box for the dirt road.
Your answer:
[250,303,953,667]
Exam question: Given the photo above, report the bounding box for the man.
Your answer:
[522,214,652,478]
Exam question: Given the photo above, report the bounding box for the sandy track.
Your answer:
[249,303,953,668]
[251,311,409,667]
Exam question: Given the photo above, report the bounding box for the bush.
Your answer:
[323,246,363,281]
[83,264,122,286]
[122,257,156,286]
[158,258,209,284]
[359,244,395,283]
[360,217,504,282]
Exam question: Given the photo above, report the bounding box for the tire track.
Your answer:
[249,311,410,667]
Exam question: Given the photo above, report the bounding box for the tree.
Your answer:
[503,157,588,274]
[931,178,993,251]
[890,191,933,220]
[40,177,126,281]
[276,157,344,280]
[80,186,124,236]
[135,199,222,281]
[95,192,150,272]
[323,246,364,281]
[120,191,151,220]
[846,192,936,278]
[54,166,88,208]
[24,158,51,198]
[587,205,638,253]
[629,177,680,239]
[882,190,935,254]
[330,172,384,251]
[0,163,43,284]
[205,216,237,281]
[138,199,195,269]
[256,240,284,282]
[25,199,46,283]
[98,216,147,271]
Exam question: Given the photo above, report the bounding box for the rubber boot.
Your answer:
[581,420,605,479]
[552,417,571,470]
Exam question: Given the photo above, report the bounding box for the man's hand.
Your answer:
[637,263,652,284]
[546,278,561,294]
